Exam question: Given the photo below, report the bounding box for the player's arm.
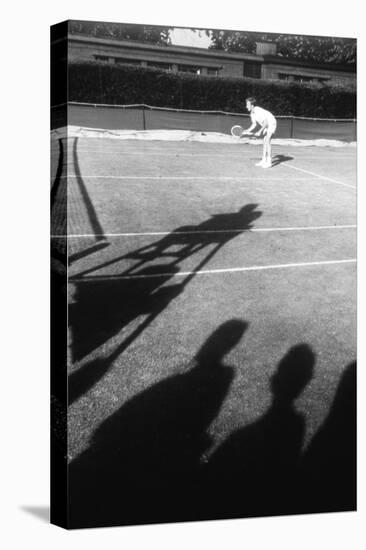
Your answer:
[254,121,268,137]
[241,121,257,136]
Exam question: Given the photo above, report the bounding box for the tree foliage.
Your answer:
[208,30,356,65]
[69,20,172,46]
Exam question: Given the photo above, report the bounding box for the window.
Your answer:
[207,68,219,76]
[94,55,110,62]
[243,61,262,79]
[147,61,172,71]
[178,64,202,75]
[114,57,142,66]
[279,73,320,84]
[293,75,314,83]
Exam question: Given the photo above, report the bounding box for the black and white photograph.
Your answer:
[49,16,358,530]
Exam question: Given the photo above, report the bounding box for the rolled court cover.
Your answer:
[53,125,356,149]
[51,20,357,530]
[52,102,357,142]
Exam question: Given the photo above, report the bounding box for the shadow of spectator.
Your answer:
[205,344,315,520]
[299,361,356,513]
[68,319,248,528]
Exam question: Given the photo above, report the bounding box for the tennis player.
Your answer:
[241,97,277,168]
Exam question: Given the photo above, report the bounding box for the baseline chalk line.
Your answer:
[52,224,356,239]
[70,259,356,282]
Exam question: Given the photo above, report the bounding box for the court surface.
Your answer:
[52,134,356,523]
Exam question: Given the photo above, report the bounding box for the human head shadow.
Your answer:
[299,361,356,513]
[271,154,294,167]
[68,319,248,528]
[205,344,315,519]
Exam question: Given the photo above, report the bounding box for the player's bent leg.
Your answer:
[262,131,274,168]
[263,130,270,164]
[256,127,275,167]
[256,133,267,166]
[256,146,266,166]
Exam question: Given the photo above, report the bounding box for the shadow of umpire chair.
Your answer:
[120,203,262,276]
[69,204,262,370]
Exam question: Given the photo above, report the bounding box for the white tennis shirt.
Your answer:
[251,106,276,127]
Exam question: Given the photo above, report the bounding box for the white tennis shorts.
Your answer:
[265,121,277,136]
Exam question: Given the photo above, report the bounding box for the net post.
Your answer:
[290,117,294,139]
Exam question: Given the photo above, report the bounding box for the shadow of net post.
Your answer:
[67,137,109,266]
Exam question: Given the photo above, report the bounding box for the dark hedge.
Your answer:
[68,61,356,118]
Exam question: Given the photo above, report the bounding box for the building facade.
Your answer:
[67,34,356,87]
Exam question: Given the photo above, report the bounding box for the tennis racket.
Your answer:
[231,125,244,137]
[231,125,256,140]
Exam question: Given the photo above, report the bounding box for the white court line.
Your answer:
[59,175,312,181]
[68,148,356,160]
[283,163,356,189]
[70,259,356,281]
[55,224,356,239]
[69,151,261,157]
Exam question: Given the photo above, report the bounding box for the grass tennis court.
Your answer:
[53,134,356,527]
